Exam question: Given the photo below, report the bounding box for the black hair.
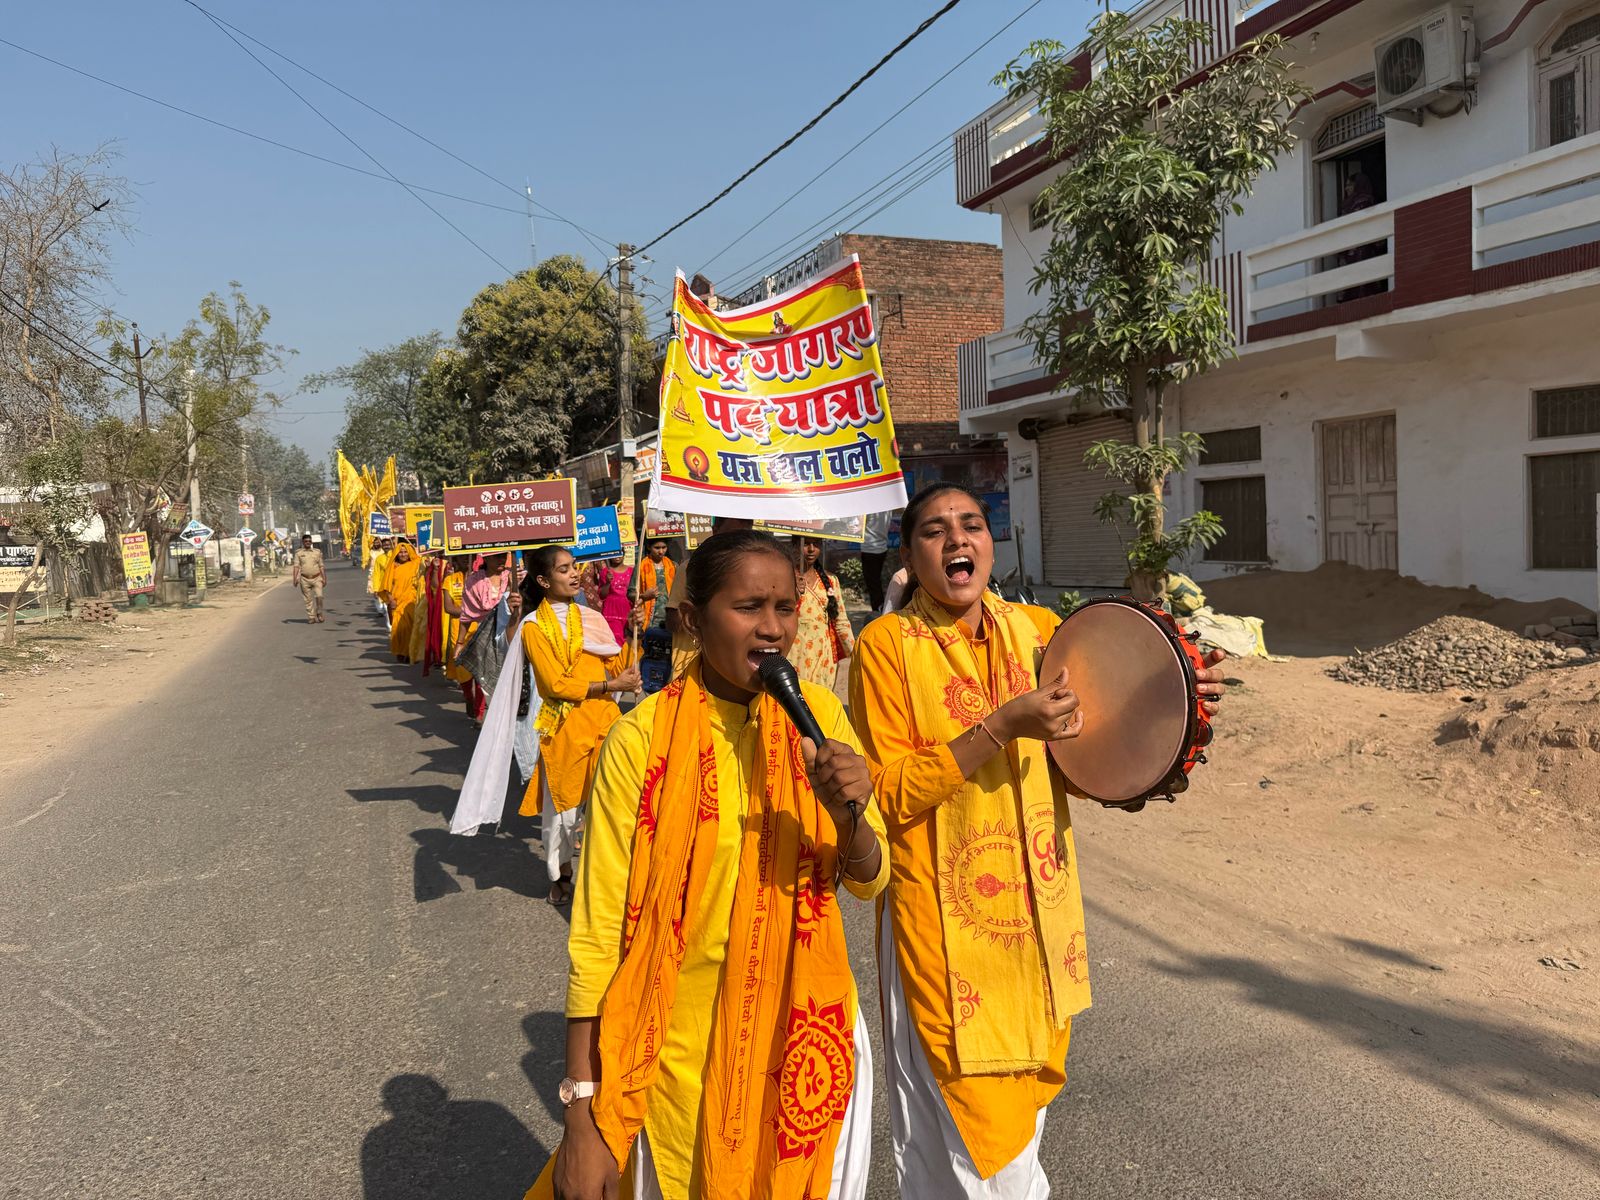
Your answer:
[897,483,991,609]
[899,482,991,542]
[685,530,793,608]
[520,544,571,608]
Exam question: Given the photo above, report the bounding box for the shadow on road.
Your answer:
[520,1010,570,1128]
[361,1073,542,1200]
[1099,903,1600,1172]
[410,827,551,904]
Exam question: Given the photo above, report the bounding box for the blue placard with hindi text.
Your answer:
[571,506,622,562]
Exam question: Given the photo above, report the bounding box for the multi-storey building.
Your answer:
[956,0,1600,605]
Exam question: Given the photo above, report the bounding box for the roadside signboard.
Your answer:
[441,479,577,553]
[181,519,214,548]
[0,545,38,594]
[119,532,156,595]
[570,506,622,562]
[238,492,255,515]
[238,526,257,544]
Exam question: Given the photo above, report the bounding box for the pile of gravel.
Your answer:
[1330,615,1578,692]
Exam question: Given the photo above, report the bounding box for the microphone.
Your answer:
[756,653,828,746]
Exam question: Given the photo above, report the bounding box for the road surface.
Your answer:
[2,565,1592,1198]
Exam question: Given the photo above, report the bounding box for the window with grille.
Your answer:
[1535,385,1600,437]
[1548,70,1581,144]
[1198,426,1262,464]
[1202,476,1268,562]
[1553,13,1600,55]
[1316,104,1384,155]
[1530,451,1600,569]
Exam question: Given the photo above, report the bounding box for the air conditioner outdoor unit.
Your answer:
[1374,5,1473,118]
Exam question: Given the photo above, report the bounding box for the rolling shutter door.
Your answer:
[1037,417,1129,588]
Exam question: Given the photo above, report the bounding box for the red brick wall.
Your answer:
[838,234,1003,427]
[1393,188,1473,306]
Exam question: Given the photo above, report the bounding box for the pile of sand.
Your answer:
[1330,615,1575,692]
[1201,564,1591,656]
[1437,663,1600,830]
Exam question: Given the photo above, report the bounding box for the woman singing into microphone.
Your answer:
[849,483,1227,1197]
[530,530,889,1200]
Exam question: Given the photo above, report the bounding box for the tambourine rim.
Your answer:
[1044,596,1203,805]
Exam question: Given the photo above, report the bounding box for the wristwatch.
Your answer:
[558,1077,596,1109]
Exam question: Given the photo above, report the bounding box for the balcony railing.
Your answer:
[1245,206,1396,326]
[1474,133,1600,267]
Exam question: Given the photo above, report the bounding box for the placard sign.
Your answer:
[441,479,577,553]
[570,506,622,562]
[368,512,393,537]
[754,516,865,544]
[644,509,686,538]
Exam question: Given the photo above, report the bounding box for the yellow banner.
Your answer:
[651,257,906,521]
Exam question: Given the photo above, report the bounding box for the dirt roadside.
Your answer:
[0,577,290,773]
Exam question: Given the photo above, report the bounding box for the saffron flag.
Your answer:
[650,257,906,521]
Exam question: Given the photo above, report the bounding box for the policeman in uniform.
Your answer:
[293,534,327,623]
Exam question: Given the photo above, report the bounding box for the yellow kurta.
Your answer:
[848,603,1078,1179]
[517,617,621,816]
[567,683,888,1200]
[440,572,471,684]
[383,554,422,658]
[367,549,390,596]
[793,568,855,689]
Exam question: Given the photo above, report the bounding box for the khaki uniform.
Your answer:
[294,546,326,620]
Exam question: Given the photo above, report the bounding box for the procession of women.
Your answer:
[354,485,1227,1200]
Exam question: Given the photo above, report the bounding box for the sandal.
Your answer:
[546,879,572,906]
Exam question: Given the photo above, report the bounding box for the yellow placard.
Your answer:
[652,257,906,521]
[120,532,156,595]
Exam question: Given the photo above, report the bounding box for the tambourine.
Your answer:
[1039,597,1213,812]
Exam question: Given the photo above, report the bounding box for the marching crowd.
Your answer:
[350,484,1227,1200]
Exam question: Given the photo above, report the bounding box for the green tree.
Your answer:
[411,255,652,488]
[306,332,443,496]
[4,434,92,644]
[999,12,1308,599]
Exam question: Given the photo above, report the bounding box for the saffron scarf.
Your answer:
[531,600,585,738]
[592,665,858,1200]
[900,589,1092,1073]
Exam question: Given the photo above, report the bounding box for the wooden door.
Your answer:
[1322,414,1398,570]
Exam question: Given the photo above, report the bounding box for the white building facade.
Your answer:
[956,0,1600,605]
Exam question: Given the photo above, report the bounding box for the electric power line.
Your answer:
[635,0,967,255]
[0,36,544,222]
[695,0,1044,277]
[182,2,614,253]
[186,2,520,276]
[720,138,955,299]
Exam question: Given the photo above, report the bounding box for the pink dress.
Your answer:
[593,564,634,643]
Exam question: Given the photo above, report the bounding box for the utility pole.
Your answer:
[240,435,254,582]
[185,369,206,604]
[616,243,635,517]
[131,323,154,431]
[526,181,538,270]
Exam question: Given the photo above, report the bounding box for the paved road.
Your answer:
[2,566,1593,1198]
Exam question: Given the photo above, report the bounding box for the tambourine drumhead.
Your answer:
[1041,600,1193,805]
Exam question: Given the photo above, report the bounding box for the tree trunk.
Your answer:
[1128,369,1168,604]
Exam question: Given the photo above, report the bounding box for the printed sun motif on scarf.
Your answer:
[939,821,1036,950]
[769,996,855,1163]
[941,676,991,726]
[1005,653,1033,698]
[793,841,830,949]
[1063,930,1087,985]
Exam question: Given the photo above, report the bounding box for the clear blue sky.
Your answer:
[5,0,1099,466]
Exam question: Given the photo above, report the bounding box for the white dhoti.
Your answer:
[880,909,1050,1199]
[628,1009,874,1200]
[541,796,582,884]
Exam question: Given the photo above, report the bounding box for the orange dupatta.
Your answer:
[529,664,858,1200]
